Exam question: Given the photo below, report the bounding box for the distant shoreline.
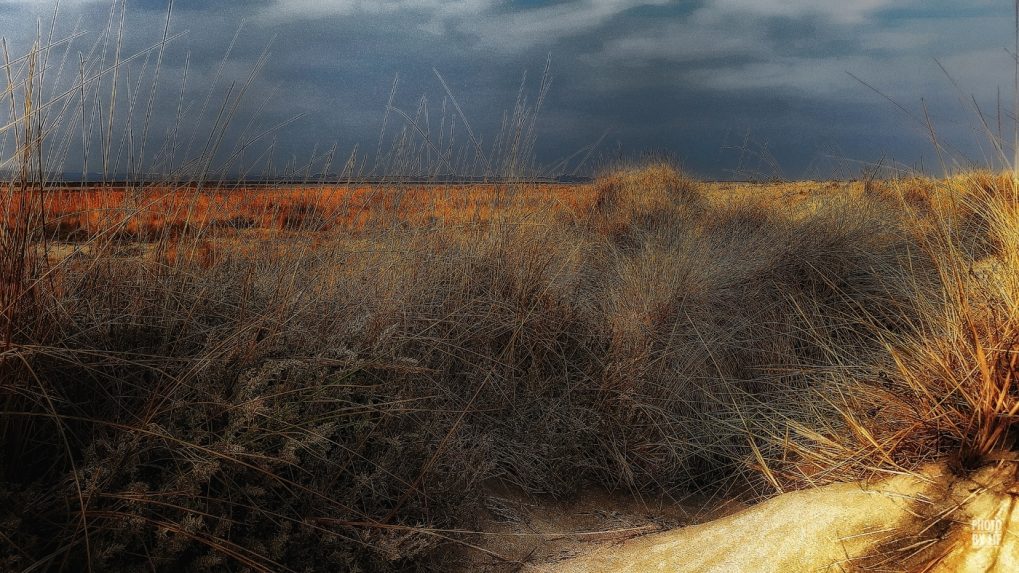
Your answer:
[2,176,593,188]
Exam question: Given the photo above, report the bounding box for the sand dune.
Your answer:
[543,463,1019,572]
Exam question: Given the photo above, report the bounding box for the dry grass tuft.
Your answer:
[760,173,1019,493]
[588,162,703,241]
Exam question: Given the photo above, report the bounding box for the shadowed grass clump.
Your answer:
[594,186,937,493]
[3,160,952,571]
[757,175,1019,492]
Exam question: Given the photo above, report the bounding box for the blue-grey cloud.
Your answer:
[0,0,1015,178]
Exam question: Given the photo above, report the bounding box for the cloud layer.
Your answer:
[0,0,1014,177]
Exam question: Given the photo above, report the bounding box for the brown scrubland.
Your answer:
[3,159,1019,571]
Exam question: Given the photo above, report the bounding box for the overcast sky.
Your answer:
[0,0,1016,179]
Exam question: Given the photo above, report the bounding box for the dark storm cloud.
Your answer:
[1,0,1015,178]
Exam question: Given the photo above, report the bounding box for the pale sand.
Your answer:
[536,463,1019,572]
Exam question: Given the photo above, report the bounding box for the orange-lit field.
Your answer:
[6,162,1019,572]
[2,183,600,241]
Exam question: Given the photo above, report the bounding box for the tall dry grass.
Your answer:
[761,173,1019,492]
[0,157,958,571]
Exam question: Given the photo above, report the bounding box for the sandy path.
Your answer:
[513,463,1019,572]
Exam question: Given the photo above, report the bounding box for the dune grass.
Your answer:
[6,158,1019,571]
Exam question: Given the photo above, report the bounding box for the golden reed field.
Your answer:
[4,183,594,238]
[5,161,1019,571]
[2,173,852,265]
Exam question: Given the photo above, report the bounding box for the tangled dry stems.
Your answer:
[5,159,1019,571]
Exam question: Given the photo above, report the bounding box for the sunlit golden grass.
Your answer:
[758,174,1019,495]
[6,160,1019,571]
